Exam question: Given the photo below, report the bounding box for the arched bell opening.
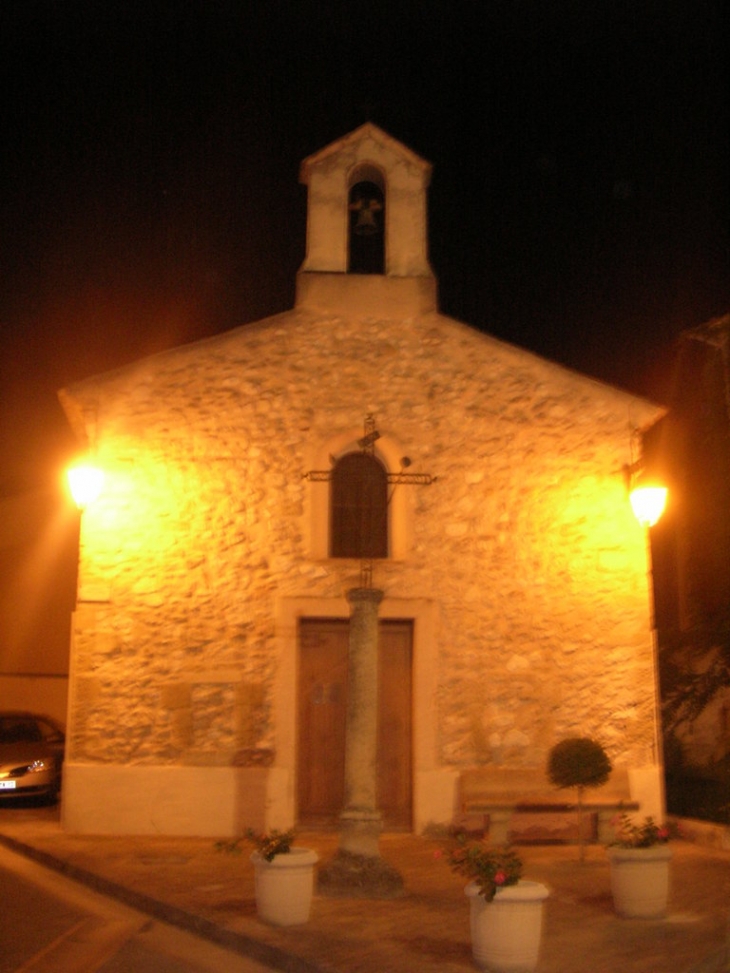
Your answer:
[348,164,385,274]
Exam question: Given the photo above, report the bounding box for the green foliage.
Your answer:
[661,631,730,732]
[547,737,612,790]
[609,814,673,848]
[439,830,522,902]
[215,827,295,861]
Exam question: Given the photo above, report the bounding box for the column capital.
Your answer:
[346,587,384,607]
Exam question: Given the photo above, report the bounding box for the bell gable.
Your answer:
[297,124,436,316]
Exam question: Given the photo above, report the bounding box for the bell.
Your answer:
[352,199,381,236]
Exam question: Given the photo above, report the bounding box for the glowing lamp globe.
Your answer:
[629,485,667,528]
[67,464,104,509]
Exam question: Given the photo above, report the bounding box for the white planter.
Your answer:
[607,845,672,918]
[465,879,550,973]
[251,848,319,926]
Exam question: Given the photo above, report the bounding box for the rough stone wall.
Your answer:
[65,308,660,774]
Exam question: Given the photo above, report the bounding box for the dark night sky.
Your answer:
[1,0,728,496]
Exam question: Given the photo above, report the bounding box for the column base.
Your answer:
[338,806,382,858]
[317,849,404,899]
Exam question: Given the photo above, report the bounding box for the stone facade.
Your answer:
[59,126,664,835]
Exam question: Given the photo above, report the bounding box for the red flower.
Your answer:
[493,870,507,886]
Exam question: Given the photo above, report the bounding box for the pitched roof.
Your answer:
[299,123,431,184]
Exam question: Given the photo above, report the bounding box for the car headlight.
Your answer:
[27,759,50,774]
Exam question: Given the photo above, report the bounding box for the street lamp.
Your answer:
[66,462,104,509]
[629,479,668,528]
[624,427,668,528]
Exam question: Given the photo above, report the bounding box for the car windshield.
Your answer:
[0,719,43,744]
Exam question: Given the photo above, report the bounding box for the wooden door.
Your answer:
[297,618,413,830]
[376,621,413,828]
[297,619,349,825]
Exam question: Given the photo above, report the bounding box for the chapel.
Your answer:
[60,124,664,837]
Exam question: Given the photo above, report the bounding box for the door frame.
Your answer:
[297,616,414,829]
[273,595,438,833]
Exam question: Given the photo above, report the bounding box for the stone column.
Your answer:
[339,586,383,858]
[317,586,403,897]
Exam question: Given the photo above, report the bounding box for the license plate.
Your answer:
[0,781,17,789]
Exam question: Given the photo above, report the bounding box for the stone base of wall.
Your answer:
[60,762,663,838]
[671,816,730,852]
[61,763,272,836]
[60,763,462,836]
[414,768,460,833]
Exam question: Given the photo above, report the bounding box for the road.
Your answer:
[0,843,273,973]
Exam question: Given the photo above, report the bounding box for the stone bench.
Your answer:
[459,766,639,844]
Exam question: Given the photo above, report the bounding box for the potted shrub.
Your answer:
[547,737,612,861]
[440,832,549,973]
[217,828,319,926]
[607,814,673,918]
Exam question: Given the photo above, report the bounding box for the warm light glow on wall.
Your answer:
[629,484,667,528]
[66,463,105,509]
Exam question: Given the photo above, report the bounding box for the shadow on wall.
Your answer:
[0,487,78,725]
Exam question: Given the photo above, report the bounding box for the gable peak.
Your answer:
[299,124,431,184]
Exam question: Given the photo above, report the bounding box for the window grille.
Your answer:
[330,452,388,558]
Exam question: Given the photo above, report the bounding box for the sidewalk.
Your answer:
[1,804,729,973]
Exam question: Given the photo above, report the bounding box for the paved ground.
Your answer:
[1,804,729,973]
[0,845,273,973]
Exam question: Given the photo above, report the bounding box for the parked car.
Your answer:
[0,712,65,803]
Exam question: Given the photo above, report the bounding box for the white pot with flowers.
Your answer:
[607,814,673,918]
[439,831,549,972]
[217,828,318,926]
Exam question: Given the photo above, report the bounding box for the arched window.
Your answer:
[348,166,385,274]
[330,453,388,558]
